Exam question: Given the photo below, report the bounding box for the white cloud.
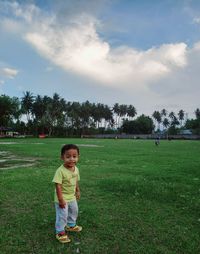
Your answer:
[0,1,40,23]
[193,17,200,24]
[1,1,188,88]
[0,1,199,118]
[24,13,187,87]
[0,18,23,33]
[0,67,19,79]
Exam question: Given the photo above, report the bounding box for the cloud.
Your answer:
[193,17,200,24]
[0,67,19,79]
[0,0,199,118]
[24,13,187,88]
[1,1,188,88]
[0,65,18,86]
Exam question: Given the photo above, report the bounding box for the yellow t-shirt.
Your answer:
[52,164,80,202]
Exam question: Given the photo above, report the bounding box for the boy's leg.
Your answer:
[66,200,82,232]
[55,203,71,243]
[67,200,78,227]
[55,203,68,233]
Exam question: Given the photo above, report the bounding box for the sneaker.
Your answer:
[65,225,82,232]
[56,232,71,243]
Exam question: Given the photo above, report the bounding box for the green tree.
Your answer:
[0,95,20,126]
[152,111,162,131]
[112,103,120,129]
[161,109,167,117]
[21,91,34,122]
[68,101,81,135]
[185,108,200,134]
[168,113,179,135]
[46,93,66,136]
[178,110,185,126]
[169,112,179,127]
[122,114,154,134]
[168,111,175,121]
[163,118,170,130]
[79,101,92,134]
[119,104,127,119]
[103,105,114,129]
[127,105,137,120]
[195,108,200,119]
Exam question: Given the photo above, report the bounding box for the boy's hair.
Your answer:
[61,144,80,156]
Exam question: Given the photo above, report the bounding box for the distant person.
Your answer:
[155,137,160,146]
[52,144,82,243]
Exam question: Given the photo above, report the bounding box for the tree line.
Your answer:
[0,92,199,136]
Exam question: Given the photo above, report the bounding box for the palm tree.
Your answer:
[127,105,137,120]
[32,95,45,120]
[162,117,170,138]
[195,108,200,119]
[152,111,162,131]
[112,103,120,128]
[168,111,175,122]
[163,118,170,129]
[68,101,81,132]
[161,109,167,117]
[103,105,114,129]
[119,104,128,126]
[91,103,100,128]
[178,110,185,127]
[160,109,167,130]
[21,91,34,122]
[80,101,92,131]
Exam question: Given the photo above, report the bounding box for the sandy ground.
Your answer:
[0,151,37,170]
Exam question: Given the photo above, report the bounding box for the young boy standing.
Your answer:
[52,144,82,243]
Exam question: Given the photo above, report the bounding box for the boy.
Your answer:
[52,144,82,243]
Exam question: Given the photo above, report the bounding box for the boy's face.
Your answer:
[62,148,79,169]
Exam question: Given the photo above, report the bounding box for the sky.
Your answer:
[0,0,200,118]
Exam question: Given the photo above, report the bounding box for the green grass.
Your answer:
[0,138,200,254]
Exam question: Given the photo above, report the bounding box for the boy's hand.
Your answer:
[76,191,81,200]
[59,200,66,208]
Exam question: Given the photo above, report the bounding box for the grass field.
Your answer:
[0,138,200,254]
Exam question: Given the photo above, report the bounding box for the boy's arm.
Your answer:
[75,181,80,200]
[55,183,66,208]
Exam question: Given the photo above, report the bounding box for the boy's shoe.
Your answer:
[65,225,82,232]
[56,232,71,243]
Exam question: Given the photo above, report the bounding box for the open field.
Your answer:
[0,138,200,254]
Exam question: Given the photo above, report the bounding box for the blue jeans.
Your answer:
[55,200,78,234]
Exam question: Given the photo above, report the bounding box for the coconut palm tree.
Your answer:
[168,111,175,122]
[195,108,200,119]
[21,91,34,122]
[112,103,120,128]
[152,111,162,131]
[127,105,137,120]
[103,105,114,128]
[178,110,185,127]
[161,109,167,117]
[119,104,128,126]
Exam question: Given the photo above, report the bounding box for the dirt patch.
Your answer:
[0,151,38,170]
[0,142,17,145]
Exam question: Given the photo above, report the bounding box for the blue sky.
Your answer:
[0,0,200,118]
